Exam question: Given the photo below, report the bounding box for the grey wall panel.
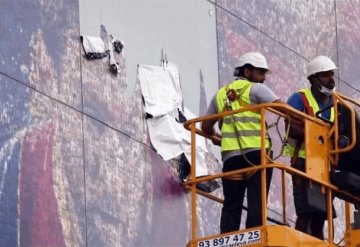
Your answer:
[82,105,222,246]
[83,116,187,246]
[216,6,308,100]
[79,0,219,116]
[0,74,86,247]
[80,27,148,143]
[336,0,360,98]
[216,0,337,60]
[0,0,82,110]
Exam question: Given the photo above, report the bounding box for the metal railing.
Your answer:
[183,93,360,245]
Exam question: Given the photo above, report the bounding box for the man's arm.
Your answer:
[201,119,216,136]
[271,98,304,139]
[252,84,305,140]
[272,99,304,137]
[201,119,221,146]
[201,95,222,146]
[286,93,305,140]
[285,118,304,140]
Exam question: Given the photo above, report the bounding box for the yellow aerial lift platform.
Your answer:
[184,92,360,247]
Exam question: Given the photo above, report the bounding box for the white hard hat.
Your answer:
[235,52,271,73]
[307,55,338,77]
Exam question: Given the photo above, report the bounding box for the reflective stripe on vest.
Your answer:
[216,79,269,152]
[283,88,334,158]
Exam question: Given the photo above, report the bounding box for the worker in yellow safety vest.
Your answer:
[284,55,337,240]
[202,52,281,233]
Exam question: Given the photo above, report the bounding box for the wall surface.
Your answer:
[1,0,360,246]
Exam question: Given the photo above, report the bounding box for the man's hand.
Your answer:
[285,118,304,141]
[211,133,221,146]
[201,119,221,145]
[201,119,217,136]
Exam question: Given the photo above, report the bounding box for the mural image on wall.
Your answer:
[1,0,360,246]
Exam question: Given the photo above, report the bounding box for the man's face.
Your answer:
[315,70,335,89]
[247,67,267,83]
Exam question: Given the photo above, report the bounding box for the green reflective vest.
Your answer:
[284,88,334,158]
[216,79,270,152]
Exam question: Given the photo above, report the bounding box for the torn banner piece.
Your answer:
[138,64,183,118]
[146,108,209,177]
[138,63,209,177]
[81,32,124,76]
[80,35,109,59]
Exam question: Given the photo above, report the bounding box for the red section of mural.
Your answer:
[19,123,65,247]
[150,153,188,246]
[225,30,256,61]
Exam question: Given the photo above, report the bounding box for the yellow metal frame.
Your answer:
[184,93,360,247]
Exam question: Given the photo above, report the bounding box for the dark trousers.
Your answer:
[295,213,325,240]
[292,158,334,240]
[220,150,273,233]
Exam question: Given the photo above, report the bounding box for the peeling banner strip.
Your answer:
[138,64,209,177]
[138,64,183,118]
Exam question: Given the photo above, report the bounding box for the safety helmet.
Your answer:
[235,52,271,73]
[306,55,338,77]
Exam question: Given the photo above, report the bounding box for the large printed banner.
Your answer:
[1,0,360,246]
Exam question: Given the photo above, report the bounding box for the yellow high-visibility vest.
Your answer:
[216,79,269,152]
[284,88,334,158]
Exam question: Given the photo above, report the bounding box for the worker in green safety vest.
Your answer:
[284,55,338,240]
[202,52,281,233]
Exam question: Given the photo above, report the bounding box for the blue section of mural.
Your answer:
[39,0,80,82]
[0,77,31,247]
[0,6,46,244]
[0,140,21,247]
[0,77,31,145]
[0,1,40,83]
